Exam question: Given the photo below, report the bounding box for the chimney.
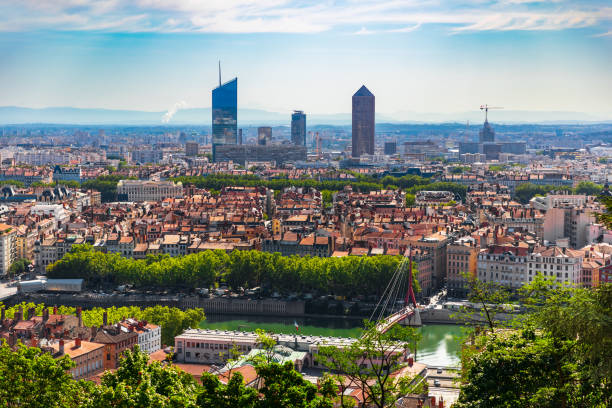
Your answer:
[53,305,58,314]
[16,306,23,321]
[75,338,81,348]
[43,308,49,323]
[31,337,38,348]
[8,331,16,347]
[91,326,97,339]
[408,357,414,367]
[103,311,108,326]
[76,307,82,327]
[59,339,65,355]
[439,397,444,408]
[431,396,436,406]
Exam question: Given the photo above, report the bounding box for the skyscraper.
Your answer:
[258,127,272,146]
[212,74,237,159]
[352,85,375,157]
[291,110,306,146]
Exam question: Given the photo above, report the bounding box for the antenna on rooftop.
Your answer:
[218,61,222,87]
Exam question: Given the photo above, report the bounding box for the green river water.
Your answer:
[200,315,463,367]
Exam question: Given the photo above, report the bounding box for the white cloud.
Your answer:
[388,23,422,33]
[354,26,376,35]
[0,0,609,34]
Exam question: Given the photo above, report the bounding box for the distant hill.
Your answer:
[0,106,608,125]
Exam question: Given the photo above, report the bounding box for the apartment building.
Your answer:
[446,236,479,297]
[0,224,16,277]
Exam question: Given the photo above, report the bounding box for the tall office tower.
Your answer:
[291,110,306,146]
[258,127,272,146]
[238,129,243,145]
[212,68,237,159]
[479,118,495,143]
[352,85,375,157]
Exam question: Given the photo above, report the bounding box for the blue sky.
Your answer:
[0,0,611,120]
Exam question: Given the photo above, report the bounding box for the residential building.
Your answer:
[118,318,162,354]
[213,144,307,166]
[446,237,479,297]
[185,142,199,157]
[131,149,163,164]
[48,339,104,380]
[0,223,16,276]
[92,320,139,370]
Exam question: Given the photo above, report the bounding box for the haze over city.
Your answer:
[0,0,611,121]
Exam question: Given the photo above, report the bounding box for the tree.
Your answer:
[90,346,199,408]
[456,330,586,408]
[255,361,336,408]
[453,272,512,332]
[198,371,258,408]
[317,321,424,408]
[514,183,555,204]
[8,258,30,277]
[0,341,92,407]
[405,193,415,207]
[456,281,612,408]
[573,181,602,196]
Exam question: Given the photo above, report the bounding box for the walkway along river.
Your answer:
[200,315,463,367]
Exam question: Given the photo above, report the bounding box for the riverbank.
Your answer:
[199,315,463,367]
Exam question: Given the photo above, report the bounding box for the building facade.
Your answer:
[117,180,183,202]
[185,142,199,157]
[213,145,307,165]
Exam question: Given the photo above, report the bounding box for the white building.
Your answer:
[477,247,529,290]
[117,180,183,202]
[119,318,161,354]
[0,223,16,276]
[527,246,582,286]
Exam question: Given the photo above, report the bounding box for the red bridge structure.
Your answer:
[368,248,422,334]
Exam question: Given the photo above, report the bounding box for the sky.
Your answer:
[0,0,611,121]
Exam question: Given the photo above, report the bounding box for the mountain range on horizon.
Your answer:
[0,106,609,126]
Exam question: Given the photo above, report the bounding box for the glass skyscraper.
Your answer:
[291,110,306,146]
[212,77,238,151]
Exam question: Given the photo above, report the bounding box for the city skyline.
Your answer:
[0,1,611,121]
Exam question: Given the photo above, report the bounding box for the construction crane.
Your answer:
[480,104,503,122]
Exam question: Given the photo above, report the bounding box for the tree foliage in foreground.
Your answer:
[46,244,419,298]
[317,322,425,408]
[0,342,93,408]
[455,281,612,408]
[0,341,337,408]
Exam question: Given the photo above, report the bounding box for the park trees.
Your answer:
[46,245,416,300]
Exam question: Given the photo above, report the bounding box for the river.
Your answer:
[199,315,464,367]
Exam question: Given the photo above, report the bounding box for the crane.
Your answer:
[480,104,503,122]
